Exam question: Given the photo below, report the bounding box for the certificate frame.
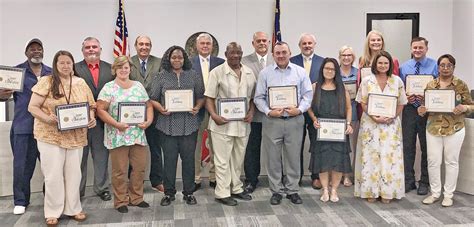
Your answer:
[268,85,298,109]
[360,67,372,80]
[0,65,26,92]
[367,94,398,118]
[343,81,357,100]
[317,118,347,142]
[424,89,455,113]
[164,89,194,112]
[217,97,248,121]
[405,74,434,96]
[118,102,147,125]
[55,102,90,131]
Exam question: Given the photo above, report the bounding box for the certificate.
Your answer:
[0,65,26,91]
[344,81,357,100]
[217,97,248,121]
[406,75,434,95]
[367,94,397,118]
[165,89,194,112]
[360,67,372,80]
[118,102,146,125]
[268,85,298,109]
[317,118,347,142]
[55,102,90,131]
[424,89,455,113]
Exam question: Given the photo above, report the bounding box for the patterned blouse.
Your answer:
[98,81,149,149]
[31,76,95,149]
[425,76,473,136]
[150,69,205,136]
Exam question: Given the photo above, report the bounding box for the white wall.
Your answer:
[452,0,473,89]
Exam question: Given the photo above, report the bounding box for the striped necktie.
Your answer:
[141,61,146,77]
[413,61,421,108]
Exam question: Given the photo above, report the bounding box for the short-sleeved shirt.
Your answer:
[98,81,149,149]
[31,76,95,149]
[150,69,205,136]
[205,62,256,137]
[425,76,473,136]
[356,74,408,107]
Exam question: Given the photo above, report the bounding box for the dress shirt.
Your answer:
[399,57,438,83]
[254,62,313,116]
[87,63,100,87]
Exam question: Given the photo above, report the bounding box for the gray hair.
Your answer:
[298,33,316,45]
[196,33,213,44]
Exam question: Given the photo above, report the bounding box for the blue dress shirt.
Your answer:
[399,57,438,84]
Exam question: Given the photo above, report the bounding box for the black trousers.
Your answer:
[146,126,164,187]
[402,105,429,185]
[159,131,197,196]
[302,112,319,181]
[244,122,262,186]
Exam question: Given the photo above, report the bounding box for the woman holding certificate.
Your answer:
[418,54,473,207]
[96,56,153,213]
[308,58,353,203]
[354,51,407,204]
[28,50,96,226]
[150,46,205,206]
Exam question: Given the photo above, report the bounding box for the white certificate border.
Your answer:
[55,102,90,131]
[0,65,26,92]
[316,118,347,142]
[343,81,357,100]
[268,85,298,109]
[406,74,434,95]
[367,94,397,118]
[164,89,194,112]
[118,102,147,125]
[424,89,455,113]
[217,97,248,121]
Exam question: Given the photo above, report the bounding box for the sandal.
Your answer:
[46,217,58,227]
[330,189,339,202]
[320,187,329,202]
[381,198,392,204]
[343,177,352,187]
[367,198,377,203]
[72,211,87,222]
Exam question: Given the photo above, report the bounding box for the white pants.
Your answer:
[38,141,83,218]
[426,128,465,198]
[211,132,248,198]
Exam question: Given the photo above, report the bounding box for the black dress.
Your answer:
[309,89,352,174]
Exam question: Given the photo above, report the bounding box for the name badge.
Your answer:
[118,102,146,125]
[217,97,248,121]
[56,102,90,131]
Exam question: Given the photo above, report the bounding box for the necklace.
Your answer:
[60,76,72,104]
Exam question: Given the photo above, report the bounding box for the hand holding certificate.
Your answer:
[0,65,26,91]
[367,94,397,118]
[165,89,194,112]
[424,89,455,112]
[56,102,90,131]
[406,75,433,95]
[217,97,247,121]
[118,102,146,125]
[268,85,298,109]
[317,118,346,142]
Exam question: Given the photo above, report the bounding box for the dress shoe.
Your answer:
[417,183,429,195]
[194,183,202,192]
[244,183,256,193]
[405,182,417,193]
[232,192,252,200]
[13,205,26,215]
[160,195,176,206]
[312,179,322,190]
[215,197,237,206]
[422,195,439,205]
[152,184,164,193]
[270,193,283,205]
[286,193,303,204]
[183,195,197,205]
[98,191,112,201]
[135,201,150,208]
[209,181,217,188]
[116,205,128,213]
[441,197,453,207]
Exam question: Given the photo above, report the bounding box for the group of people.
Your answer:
[0,30,472,226]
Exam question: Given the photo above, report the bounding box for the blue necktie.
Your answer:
[413,61,421,108]
[141,61,146,77]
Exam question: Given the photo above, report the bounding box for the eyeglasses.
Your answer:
[340,54,352,58]
[323,67,335,72]
[439,64,454,69]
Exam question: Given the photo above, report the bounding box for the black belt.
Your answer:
[279,116,296,120]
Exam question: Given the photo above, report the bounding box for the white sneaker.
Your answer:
[13,206,25,215]
[422,195,439,205]
[441,197,453,207]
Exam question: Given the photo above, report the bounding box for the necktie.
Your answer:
[303,58,311,75]
[141,61,146,77]
[260,58,266,69]
[202,58,209,89]
[413,61,421,108]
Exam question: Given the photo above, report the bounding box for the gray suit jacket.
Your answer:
[130,55,162,95]
[75,60,113,101]
[241,52,274,122]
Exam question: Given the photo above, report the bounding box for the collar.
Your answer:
[139,57,148,64]
[413,57,428,66]
[273,62,292,70]
[199,55,210,63]
[303,54,313,62]
[87,63,99,69]
[433,76,460,88]
[257,53,267,62]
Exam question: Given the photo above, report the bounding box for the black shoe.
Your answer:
[270,193,283,205]
[117,205,128,213]
[194,183,201,192]
[135,201,150,208]
[160,195,176,206]
[244,183,256,193]
[209,181,216,188]
[405,182,417,193]
[215,197,238,206]
[98,191,112,201]
[417,184,429,195]
[231,192,252,201]
[286,193,303,204]
[183,195,197,205]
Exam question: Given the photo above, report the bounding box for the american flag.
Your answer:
[272,0,282,51]
[113,0,129,57]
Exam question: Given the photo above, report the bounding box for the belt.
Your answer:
[279,116,296,120]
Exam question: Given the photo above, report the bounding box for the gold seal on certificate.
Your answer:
[0,65,26,91]
[360,67,372,80]
[217,97,247,121]
[317,118,346,142]
[268,85,297,109]
[343,81,357,100]
[424,89,455,113]
[165,89,194,112]
[405,75,434,95]
[55,102,90,131]
[118,102,146,125]
[367,94,397,118]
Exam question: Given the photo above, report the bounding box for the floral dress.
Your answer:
[98,81,149,149]
[354,74,408,199]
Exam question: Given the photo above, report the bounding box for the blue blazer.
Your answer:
[290,53,324,84]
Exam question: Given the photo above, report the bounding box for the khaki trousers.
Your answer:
[37,141,82,218]
[109,145,147,208]
[195,112,216,183]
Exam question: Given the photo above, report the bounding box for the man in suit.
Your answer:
[192,33,225,190]
[290,33,324,189]
[129,35,164,193]
[241,31,274,193]
[76,37,113,201]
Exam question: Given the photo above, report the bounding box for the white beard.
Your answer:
[30,57,43,64]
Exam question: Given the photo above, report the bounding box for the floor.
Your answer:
[0,178,473,227]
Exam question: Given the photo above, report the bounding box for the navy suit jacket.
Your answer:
[290,53,324,84]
